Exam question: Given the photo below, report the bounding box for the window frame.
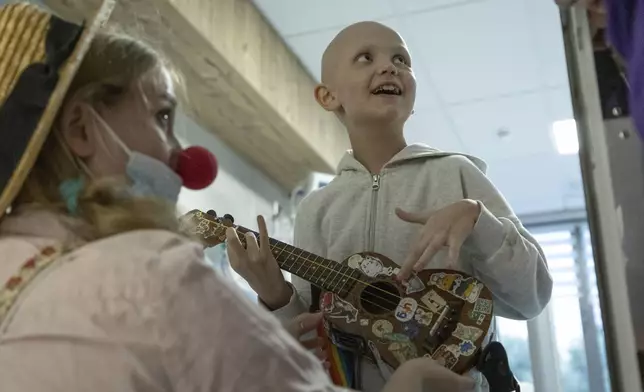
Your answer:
[502,213,610,392]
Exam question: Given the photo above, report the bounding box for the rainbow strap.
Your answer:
[318,323,355,388]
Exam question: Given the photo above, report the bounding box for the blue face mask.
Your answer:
[126,152,183,204]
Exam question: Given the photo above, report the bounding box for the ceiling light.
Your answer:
[552,119,579,155]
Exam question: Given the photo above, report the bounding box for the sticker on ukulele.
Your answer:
[414,308,433,326]
[453,277,484,303]
[430,273,484,303]
[443,344,462,356]
[191,216,220,240]
[347,254,398,278]
[473,298,493,315]
[388,341,418,363]
[402,318,421,339]
[420,290,447,313]
[372,319,394,338]
[458,340,477,356]
[453,323,484,342]
[433,345,459,369]
[429,273,462,293]
[322,316,331,333]
[401,274,426,294]
[395,298,418,322]
[383,332,411,343]
[360,319,370,326]
[468,309,486,326]
[320,292,359,323]
[320,291,334,312]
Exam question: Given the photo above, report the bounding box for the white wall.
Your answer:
[175,112,295,238]
[174,112,296,298]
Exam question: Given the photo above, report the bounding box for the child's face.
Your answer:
[319,22,416,130]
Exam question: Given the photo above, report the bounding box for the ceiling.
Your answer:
[251,0,586,217]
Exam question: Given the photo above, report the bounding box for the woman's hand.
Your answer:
[226,215,292,310]
[285,312,328,366]
[383,357,475,392]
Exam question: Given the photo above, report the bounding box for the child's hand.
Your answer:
[226,215,292,309]
[396,200,480,280]
[285,312,329,367]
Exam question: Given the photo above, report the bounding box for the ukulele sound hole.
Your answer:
[360,281,401,315]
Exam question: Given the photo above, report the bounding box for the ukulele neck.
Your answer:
[235,226,359,298]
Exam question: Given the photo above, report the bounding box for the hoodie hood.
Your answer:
[336,143,487,174]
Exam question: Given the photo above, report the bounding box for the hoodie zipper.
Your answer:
[367,174,380,252]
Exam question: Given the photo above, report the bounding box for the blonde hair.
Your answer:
[14,31,182,241]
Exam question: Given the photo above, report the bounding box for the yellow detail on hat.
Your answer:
[0,0,115,219]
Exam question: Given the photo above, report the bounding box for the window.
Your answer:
[496,220,611,392]
[496,317,534,390]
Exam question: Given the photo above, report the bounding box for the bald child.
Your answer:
[229,21,553,392]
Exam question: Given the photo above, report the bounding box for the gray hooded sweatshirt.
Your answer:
[271,144,553,391]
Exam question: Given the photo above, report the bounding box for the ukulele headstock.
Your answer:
[180,209,235,248]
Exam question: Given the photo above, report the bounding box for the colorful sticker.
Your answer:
[414,308,433,326]
[453,323,484,342]
[395,298,418,322]
[444,344,462,356]
[347,254,396,277]
[458,340,477,356]
[468,310,486,325]
[429,272,462,293]
[453,277,484,303]
[388,341,418,363]
[322,317,331,334]
[383,332,411,343]
[360,318,370,326]
[320,292,335,313]
[402,319,421,339]
[429,273,485,303]
[372,319,394,338]
[433,345,459,369]
[322,292,359,323]
[420,290,447,313]
[402,275,426,294]
[473,298,493,315]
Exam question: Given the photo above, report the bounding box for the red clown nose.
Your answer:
[176,146,218,190]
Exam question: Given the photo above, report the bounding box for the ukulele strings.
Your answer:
[187,214,403,313]
[233,227,410,314]
[196,215,471,317]
[236,226,444,316]
[272,241,442,315]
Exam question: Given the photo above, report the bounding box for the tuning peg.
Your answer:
[223,214,234,223]
[206,210,217,217]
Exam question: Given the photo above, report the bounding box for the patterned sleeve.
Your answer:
[156,240,345,392]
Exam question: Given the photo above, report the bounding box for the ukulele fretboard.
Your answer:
[236,226,360,298]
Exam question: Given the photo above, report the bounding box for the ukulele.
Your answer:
[180,209,494,375]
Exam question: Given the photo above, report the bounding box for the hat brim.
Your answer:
[0,0,115,217]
